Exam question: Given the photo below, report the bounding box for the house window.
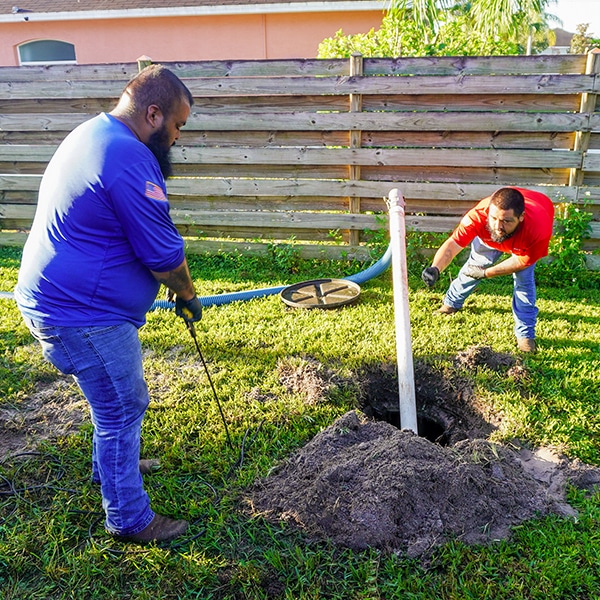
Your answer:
[18,40,76,65]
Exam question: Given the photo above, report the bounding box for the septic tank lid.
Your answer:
[280,278,361,309]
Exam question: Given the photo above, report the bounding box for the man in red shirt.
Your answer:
[421,187,554,352]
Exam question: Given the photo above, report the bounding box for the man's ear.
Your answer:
[519,212,525,223]
[146,104,163,129]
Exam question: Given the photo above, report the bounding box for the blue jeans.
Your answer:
[22,318,154,536]
[443,237,538,339]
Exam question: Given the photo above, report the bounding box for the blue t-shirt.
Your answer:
[15,113,185,327]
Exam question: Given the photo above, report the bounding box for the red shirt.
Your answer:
[451,187,554,268]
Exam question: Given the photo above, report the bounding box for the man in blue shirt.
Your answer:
[15,65,202,544]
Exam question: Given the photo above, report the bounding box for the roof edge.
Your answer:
[0,1,386,23]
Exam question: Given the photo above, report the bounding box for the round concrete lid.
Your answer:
[280,278,361,309]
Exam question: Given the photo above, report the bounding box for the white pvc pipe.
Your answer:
[387,188,418,433]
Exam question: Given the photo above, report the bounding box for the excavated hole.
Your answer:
[372,407,450,446]
[357,358,499,446]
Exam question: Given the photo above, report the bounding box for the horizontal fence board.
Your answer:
[178,225,350,242]
[0,114,95,132]
[584,174,600,185]
[0,74,596,101]
[177,91,589,113]
[179,130,577,150]
[362,55,589,76]
[583,153,600,171]
[6,107,505,133]
[171,195,471,215]
[179,130,350,147]
[171,209,380,230]
[0,146,56,161]
[0,63,138,82]
[172,147,584,168]
[171,195,357,212]
[179,111,597,132]
[179,238,373,260]
[0,175,589,203]
[168,165,571,184]
[186,95,351,112]
[0,59,351,81]
[363,93,582,112]
[173,165,350,179]
[363,131,575,150]
[129,56,591,79]
[167,59,350,78]
[0,98,113,114]
[361,166,572,186]
[181,74,600,96]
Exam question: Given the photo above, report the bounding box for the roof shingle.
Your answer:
[2,0,359,15]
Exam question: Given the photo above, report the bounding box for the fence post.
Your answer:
[568,49,600,197]
[348,53,363,247]
[137,55,153,72]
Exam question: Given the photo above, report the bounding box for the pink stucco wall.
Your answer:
[0,11,383,65]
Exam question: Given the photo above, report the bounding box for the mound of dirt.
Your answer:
[247,346,600,557]
[247,410,598,557]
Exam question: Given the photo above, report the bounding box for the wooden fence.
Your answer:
[0,54,599,266]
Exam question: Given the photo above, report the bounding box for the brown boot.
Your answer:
[517,338,537,353]
[139,459,160,475]
[113,513,189,544]
[437,304,460,315]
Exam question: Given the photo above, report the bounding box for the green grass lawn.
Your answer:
[1,244,599,599]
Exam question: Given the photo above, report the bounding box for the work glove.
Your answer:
[421,266,440,287]
[175,295,203,323]
[462,264,487,279]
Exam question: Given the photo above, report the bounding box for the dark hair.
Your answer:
[121,64,194,119]
[490,187,525,217]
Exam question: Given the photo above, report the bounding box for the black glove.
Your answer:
[421,266,440,287]
[175,295,203,323]
[462,264,487,280]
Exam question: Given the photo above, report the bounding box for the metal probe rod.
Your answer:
[185,321,234,451]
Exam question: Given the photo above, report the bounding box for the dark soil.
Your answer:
[247,346,600,557]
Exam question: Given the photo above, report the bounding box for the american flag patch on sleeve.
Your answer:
[145,181,167,202]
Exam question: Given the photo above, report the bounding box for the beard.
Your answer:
[146,127,173,180]
[486,220,516,243]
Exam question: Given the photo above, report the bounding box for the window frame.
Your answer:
[17,39,77,66]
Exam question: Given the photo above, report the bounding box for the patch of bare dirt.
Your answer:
[277,356,341,405]
[0,377,88,459]
[245,355,341,405]
[246,346,600,558]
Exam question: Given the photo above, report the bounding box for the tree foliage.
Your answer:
[319,11,520,58]
[318,0,557,58]
[570,23,600,54]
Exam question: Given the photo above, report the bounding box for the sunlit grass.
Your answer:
[1,246,599,599]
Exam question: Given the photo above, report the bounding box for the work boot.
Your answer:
[113,513,189,544]
[437,304,460,315]
[517,338,537,353]
[139,459,160,475]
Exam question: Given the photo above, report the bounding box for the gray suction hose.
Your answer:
[0,243,392,309]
